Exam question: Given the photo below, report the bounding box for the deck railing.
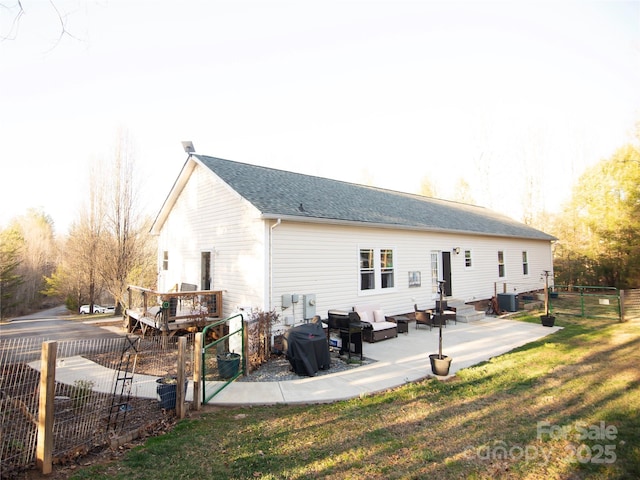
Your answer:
[126,285,223,334]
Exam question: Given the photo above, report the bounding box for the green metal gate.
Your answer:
[550,285,621,321]
[201,314,245,403]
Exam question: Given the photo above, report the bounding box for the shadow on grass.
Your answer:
[68,315,640,480]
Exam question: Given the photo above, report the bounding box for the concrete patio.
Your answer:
[35,316,561,407]
[207,316,561,406]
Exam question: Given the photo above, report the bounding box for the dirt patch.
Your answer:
[19,409,189,480]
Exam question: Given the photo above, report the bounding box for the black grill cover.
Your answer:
[283,322,331,376]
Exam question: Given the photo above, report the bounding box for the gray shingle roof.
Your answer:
[194,155,555,241]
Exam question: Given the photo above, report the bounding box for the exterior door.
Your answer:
[442,251,452,296]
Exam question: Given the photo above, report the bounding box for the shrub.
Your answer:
[245,309,280,372]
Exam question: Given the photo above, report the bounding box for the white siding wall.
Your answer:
[156,164,266,317]
[451,236,554,302]
[270,222,554,320]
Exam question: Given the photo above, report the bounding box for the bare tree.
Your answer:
[43,225,98,312]
[73,161,107,312]
[99,130,156,315]
[43,130,156,313]
[1,0,79,47]
[418,175,438,198]
[451,177,475,204]
[520,126,547,226]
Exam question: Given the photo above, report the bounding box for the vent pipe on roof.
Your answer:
[181,141,195,154]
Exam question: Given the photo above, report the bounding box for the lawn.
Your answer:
[68,307,639,479]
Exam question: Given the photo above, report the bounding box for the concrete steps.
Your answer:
[447,299,486,323]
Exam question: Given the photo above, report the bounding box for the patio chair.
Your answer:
[414,305,433,330]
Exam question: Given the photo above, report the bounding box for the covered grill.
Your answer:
[283,321,331,376]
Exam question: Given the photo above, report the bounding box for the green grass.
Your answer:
[69,305,639,479]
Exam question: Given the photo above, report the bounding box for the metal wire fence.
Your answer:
[0,337,41,477]
[0,335,194,478]
[550,285,621,321]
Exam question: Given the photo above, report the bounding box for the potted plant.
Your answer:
[540,270,556,327]
[429,281,452,375]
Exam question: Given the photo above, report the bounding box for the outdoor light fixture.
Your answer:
[453,247,460,255]
[181,141,195,154]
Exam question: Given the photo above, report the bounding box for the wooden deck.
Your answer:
[125,286,223,336]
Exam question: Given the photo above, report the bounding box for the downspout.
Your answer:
[269,219,282,312]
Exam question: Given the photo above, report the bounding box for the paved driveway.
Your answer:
[0,305,124,363]
[1,305,123,342]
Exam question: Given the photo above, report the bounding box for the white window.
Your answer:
[522,251,529,275]
[359,249,375,290]
[359,247,396,293]
[380,249,394,288]
[464,249,472,268]
[162,251,169,271]
[498,251,505,278]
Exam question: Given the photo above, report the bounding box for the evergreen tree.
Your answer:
[0,227,23,318]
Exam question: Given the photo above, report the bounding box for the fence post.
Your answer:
[36,341,56,474]
[176,337,186,419]
[620,290,625,322]
[193,333,203,410]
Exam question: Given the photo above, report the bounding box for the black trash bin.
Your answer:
[156,377,188,410]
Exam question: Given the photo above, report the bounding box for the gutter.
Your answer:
[260,214,557,242]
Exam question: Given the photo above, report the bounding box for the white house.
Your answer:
[150,154,555,323]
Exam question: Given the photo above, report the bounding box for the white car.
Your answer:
[79,304,107,314]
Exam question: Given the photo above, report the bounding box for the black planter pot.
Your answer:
[217,352,241,379]
[540,315,556,327]
[429,354,452,376]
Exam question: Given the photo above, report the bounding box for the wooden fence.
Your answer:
[0,336,191,477]
[621,289,640,321]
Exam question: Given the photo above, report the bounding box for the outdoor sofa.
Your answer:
[353,304,398,343]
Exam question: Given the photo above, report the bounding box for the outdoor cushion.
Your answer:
[354,304,398,342]
[358,310,371,324]
[368,320,399,331]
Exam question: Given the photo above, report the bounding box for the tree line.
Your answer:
[550,141,640,289]
[0,133,157,319]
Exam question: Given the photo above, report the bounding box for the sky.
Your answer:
[1,0,639,235]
